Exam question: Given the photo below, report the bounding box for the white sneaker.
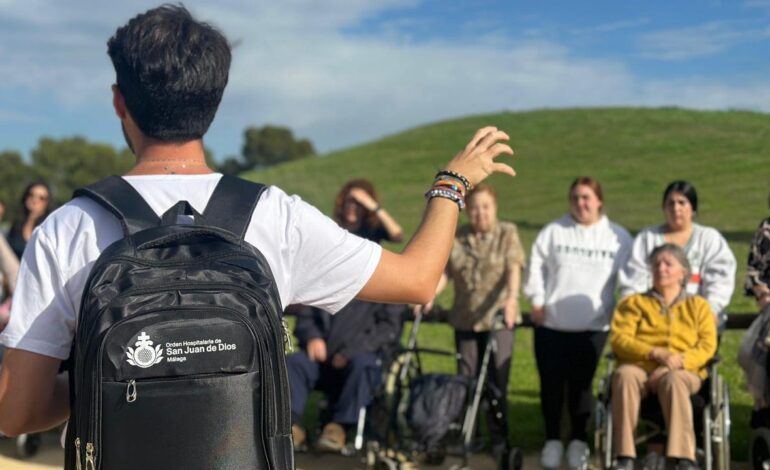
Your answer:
[566,440,590,470]
[541,439,564,469]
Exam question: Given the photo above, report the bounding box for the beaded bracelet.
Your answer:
[432,179,466,196]
[424,187,466,210]
[435,170,472,192]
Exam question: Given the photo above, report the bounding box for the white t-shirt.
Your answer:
[0,174,382,360]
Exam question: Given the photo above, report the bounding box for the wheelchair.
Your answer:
[594,354,730,470]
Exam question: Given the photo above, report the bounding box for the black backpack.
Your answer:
[407,373,469,452]
[63,175,294,470]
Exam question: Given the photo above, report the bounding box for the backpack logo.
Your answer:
[126,332,164,368]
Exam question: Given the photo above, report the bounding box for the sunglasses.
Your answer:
[27,193,49,202]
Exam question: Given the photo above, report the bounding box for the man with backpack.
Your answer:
[0,4,514,469]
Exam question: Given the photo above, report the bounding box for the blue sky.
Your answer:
[1,0,769,161]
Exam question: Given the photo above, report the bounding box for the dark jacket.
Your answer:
[294,300,404,360]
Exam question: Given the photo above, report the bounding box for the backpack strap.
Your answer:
[73,176,160,236]
[202,175,266,240]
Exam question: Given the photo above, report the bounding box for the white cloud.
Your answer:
[0,109,44,123]
[1,1,770,157]
[745,0,770,9]
[638,20,770,60]
[571,18,650,35]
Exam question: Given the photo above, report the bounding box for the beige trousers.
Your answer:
[611,364,701,460]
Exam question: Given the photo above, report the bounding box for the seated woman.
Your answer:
[610,244,717,470]
[619,180,736,326]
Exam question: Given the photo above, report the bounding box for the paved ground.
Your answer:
[0,435,753,469]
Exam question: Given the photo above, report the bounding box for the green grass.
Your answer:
[253,107,770,461]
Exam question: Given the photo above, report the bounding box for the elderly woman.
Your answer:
[619,180,736,323]
[420,183,526,466]
[610,244,717,470]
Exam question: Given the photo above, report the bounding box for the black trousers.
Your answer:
[454,328,514,449]
[534,327,607,442]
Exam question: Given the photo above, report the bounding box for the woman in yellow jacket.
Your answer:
[610,243,717,470]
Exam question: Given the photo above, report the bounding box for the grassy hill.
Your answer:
[246,107,770,460]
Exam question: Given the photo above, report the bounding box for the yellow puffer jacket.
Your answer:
[609,292,717,379]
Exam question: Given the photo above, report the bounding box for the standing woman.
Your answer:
[420,183,526,467]
[334,179,404,244]
[7,182,53,259]
[524,176,632,470]
[619,180,736,322]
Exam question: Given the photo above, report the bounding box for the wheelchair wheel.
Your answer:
[15,433,41,459]
[751,428,770,470]
[506,447,523,470]
[712,379,730,470]
[594,402,613,469]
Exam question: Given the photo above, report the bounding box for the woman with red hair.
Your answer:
[333,179,403,244]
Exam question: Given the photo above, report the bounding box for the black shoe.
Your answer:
[674,459,699,470]
[613,456,635,470]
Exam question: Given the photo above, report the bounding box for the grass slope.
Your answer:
[247,107,770,460]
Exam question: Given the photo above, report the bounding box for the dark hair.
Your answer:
[662,180,698,212]
[107,4,231,142]
[334,179,381,232]
[10,181,53,234]
[467,184,497,204]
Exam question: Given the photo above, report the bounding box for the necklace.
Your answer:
[138,159,209,165]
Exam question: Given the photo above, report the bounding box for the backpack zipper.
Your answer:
[74,438,82,470]
[85,442,95,470]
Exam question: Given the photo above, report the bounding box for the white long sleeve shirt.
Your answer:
[618,223,736,314]
[524,214,632,332]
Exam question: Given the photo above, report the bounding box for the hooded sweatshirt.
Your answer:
[524,214,632,332]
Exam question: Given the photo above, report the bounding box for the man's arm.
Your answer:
[0,348,69,436]
[357,127,514,304]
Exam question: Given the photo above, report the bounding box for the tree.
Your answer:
[30,136,134,207]
[240,125,315,169]
[219,156,244,176]
[0,151,32,223]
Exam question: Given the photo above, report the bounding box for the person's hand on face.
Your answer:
[347,188,378,212]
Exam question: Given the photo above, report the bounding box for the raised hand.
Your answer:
[443,127,515,187]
